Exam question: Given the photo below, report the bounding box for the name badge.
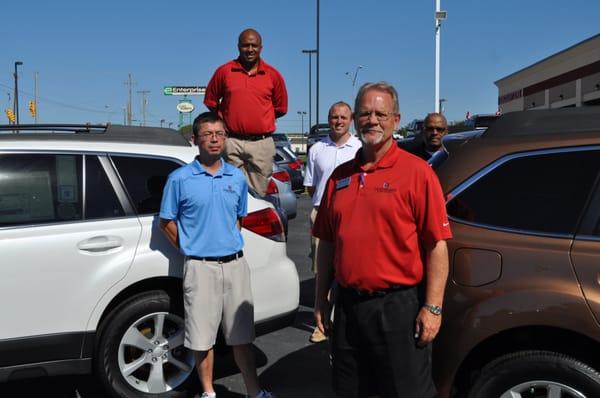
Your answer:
[335,177,351,190]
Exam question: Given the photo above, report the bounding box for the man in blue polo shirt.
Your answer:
[159,112,273,398]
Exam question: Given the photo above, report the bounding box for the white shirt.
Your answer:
[303,134,362,206]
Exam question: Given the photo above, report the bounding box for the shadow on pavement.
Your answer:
[258,342,334,398]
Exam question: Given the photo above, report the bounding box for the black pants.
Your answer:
[331,286,437,398]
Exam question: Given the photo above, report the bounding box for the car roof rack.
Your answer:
[0,124,191,147]
[483,107,600,139]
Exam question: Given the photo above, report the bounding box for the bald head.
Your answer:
[238,29,262,46]
[237,29,263,68]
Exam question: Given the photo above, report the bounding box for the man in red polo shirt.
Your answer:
[204,28,288,196]
[313,82,452,398]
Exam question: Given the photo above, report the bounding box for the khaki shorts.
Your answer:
[182,256,255,351]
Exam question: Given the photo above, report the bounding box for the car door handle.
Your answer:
[78,236,123,252]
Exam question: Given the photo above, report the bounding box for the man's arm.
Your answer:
[314,240,335,335]
[415,239,449,345]
[272,70,288,118]
[159,218,179,249]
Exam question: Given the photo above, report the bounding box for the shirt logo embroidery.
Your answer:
[376,181,397,193]
[224,185,237,194]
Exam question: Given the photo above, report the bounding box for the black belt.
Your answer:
[228,132,271,141]
[341,284,414,298]
[188,250,243,263]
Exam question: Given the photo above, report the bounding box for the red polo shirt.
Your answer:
[204,59,288,135]
[313,143,452,291]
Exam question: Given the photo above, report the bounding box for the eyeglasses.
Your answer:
[356,110,396,122]
[198,131,227,140]
[424,126,446,132]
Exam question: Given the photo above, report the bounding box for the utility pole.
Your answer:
[137,90,150,126]
[124,73,134,126]
[14,61,23,125]
[33,72,38,123]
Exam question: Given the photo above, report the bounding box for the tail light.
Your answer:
[287,160,301,170]
[242,208,285,242]
[272,170,290,183]
[265,178,279,195]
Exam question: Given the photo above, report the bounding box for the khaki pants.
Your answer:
[225,136,275,197]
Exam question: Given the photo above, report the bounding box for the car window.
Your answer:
[576,174,600,237]
[0,154,83,227]
[274,153,285,162]
[85,155,125,219]
[111,156,181,215]
[447,149,600,236]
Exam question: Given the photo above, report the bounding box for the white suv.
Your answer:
[0,124,300,398]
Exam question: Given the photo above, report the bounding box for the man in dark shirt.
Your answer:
[398,112,448,161]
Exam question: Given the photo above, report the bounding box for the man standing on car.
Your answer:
[398,112,449,161]
[303,101,361,343]
[313,82,452,397]
[159,112,274,398]
[204,28,288,197]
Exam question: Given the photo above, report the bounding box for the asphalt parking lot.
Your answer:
[3,193,335,398]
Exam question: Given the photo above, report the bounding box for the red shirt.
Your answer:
[313,143,452,291]
[204,59,288,135]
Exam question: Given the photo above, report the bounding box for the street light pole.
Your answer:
[14,61,23,125]
[316,0,320,129]
[301,49,317,133]
[345,65,363,87]
[434,1,447,113]
[297,111,307,152]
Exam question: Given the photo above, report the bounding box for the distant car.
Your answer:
[265,163,297,220]
[274,146,304,193]
[272,132,292,150]
[431,108,600,398]
[405,118,424,137]
[307,123,330,151]
[464,113,500,130]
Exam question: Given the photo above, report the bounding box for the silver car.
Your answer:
[265,163,297,220]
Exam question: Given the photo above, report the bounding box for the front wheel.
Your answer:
[467,350,600,398]
[95,291,196,398]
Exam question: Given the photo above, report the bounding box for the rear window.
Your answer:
[447,148,600,236]
[111,156,181,215]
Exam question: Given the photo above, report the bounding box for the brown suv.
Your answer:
[433,107,600,397]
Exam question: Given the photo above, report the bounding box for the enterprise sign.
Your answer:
[163,86,206,96]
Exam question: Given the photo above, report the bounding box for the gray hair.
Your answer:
[354,82,400,115]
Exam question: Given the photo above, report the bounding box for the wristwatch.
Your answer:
[423,303,442,315]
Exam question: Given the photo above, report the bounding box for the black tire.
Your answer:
[95,290,196,398]
[467,350,600,398]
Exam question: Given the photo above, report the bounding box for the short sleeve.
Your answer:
[237,177,248,218]
[312,175,335,241]
[303,146,316,187]
[159,173,180,221]
[414,168,453,244]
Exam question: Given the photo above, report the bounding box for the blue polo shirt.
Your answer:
[159,158,248,257]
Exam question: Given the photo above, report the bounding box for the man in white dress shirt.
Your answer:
[303,101,362,343]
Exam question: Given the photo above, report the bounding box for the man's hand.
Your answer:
[414,307,442,346]
[314,299,333,336]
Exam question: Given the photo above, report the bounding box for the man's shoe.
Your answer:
[309,326,327,343]
[197,393,216,398]
[255,390,275,398]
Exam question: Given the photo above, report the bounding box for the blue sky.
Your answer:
[2,0,599,132]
